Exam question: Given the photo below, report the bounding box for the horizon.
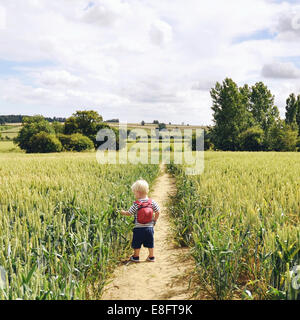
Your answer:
[0,1,300,125]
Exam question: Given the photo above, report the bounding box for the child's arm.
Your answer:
[120,210,132,217]
[153,210,160,223]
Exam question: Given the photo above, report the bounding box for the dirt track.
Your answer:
[101,165,194,300]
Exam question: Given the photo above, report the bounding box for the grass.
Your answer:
[168,152,300,300]
[0,152,160,299]
[0,125,22,142]
[0,141,22,153]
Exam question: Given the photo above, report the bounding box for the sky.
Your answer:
[0,0,300,125]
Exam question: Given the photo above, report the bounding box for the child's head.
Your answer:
[131,179,149,199]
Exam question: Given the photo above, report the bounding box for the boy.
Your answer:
[120,179,160,263]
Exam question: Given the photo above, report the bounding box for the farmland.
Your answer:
[0,152,159,299]
[1,132,300,300]
[168,152,300,300]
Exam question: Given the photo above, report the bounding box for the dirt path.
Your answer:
[101,165,194,300]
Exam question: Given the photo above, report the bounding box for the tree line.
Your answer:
[204,78,300,151]
[13,111,121,153]
[0,115,66,125]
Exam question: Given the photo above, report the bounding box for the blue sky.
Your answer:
[0,0,300,125]
[232,29,276,44]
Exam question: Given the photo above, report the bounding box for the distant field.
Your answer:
[107,123,207,130]
[0,141,22,153]
[0,124,22,140]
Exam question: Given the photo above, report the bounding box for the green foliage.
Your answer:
[29,132,63,153]
[238,126,264,151]
[158,123,167,131]
[249,82,279,132]
[13,116,55,153]
[57,133,94,152]
[95,126,126,151]
[210,78,252,150]
[210,79,299,152]
[285,93,300,136]
[265,120,298,152]
[52,121,64,134]
[0,154,160,299]
[168,153,300,300]
[64,110,104,143]
[191,128,213,151]
[0,115,66,124]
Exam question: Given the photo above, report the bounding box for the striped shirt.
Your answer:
[128,198,160,228]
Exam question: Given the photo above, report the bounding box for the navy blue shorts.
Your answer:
[132,227,154,249]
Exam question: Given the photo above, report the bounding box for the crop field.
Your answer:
[0,152,159,299]
[168,152,300,300]
[0,125,22,140]
[0,141,22,153]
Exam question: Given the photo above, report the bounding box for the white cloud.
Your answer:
[81,0,126,27]
[0,0,299,124]
[149,20,173,47]
[36,70,84,87]
[0,5,6,30]
[274,5,300,41]
[262,62,300,79]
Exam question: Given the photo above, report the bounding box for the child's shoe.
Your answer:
[130,256,140,263]
[146,256,155,262]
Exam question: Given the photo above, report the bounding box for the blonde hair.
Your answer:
[131,179,149,195]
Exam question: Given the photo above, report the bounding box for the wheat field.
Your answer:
[168,152,300,300]
[0,152,159,299]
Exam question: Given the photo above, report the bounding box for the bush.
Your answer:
[28,132,63,153]
[158,123,167,131]
[191,128,213,151]
[52,121,64,134]
[14,115,55,152]
[95,126,126,151]
[265,121,298,151]
[238,126,264,151]
[57,133,94,152]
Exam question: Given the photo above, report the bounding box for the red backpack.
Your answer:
[135,199,153,224]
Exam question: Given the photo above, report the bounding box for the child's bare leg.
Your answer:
[148,248,154,258]
[133,249,140,257]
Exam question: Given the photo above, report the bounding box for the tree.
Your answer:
[28,132,63,153]
[141,121,145,126]
[14,115,54,152]
[265,120,298,151]
[249,82,279,132]
[158,123,167,131]
[57,133,94,152]
[95,125,125,151]
[191,128,214,151]
[64,110,103,136]
[210,78,252,150]
[285,93,300,135]
[238,126,264,151]
[64,110,104,146]
[52,121,64,134]
[105,119,119,123]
